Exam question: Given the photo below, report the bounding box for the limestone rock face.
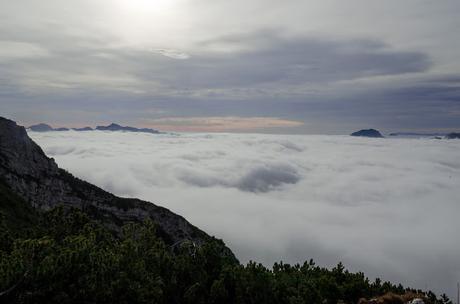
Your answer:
[0,117,211,246]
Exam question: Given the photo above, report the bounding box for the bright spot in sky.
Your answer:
[118,0,178,13]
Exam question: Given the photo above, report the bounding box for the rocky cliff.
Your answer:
[0,117,212,246]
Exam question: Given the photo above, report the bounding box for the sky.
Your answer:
[30,131,460,298]
[1,0,460,133]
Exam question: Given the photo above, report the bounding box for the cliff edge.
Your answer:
[0,117,220,248]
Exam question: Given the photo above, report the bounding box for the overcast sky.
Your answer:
[1,0,460,133]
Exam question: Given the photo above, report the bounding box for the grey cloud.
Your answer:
[236,164,299,192]
[43,145,77,156]
[0,41,49,61]
[196,32,430,84]
[151,49,190,60]
[0,27,431,95]
[178,163,300,193]
[131,32,431,89]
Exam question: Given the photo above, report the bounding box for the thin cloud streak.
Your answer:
[142,116,304,132]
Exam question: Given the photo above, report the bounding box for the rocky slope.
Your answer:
[0,117,215,247]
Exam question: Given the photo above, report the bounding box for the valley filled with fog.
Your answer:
[29,131,460,296]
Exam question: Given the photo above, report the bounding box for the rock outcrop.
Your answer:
[0,117,215,248]
[350,129,384,138]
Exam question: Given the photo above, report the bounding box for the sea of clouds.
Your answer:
[29,131,460,297]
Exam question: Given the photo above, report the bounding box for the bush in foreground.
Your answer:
[0,208,452,304]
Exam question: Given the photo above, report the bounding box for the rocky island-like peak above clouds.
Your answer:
[445,132,460,139]
[27,123,160,134]
[350,129,384,138]
[1,117,226,251]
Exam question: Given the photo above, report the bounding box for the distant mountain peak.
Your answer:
[28,123,54,132]
[350,129,384,138]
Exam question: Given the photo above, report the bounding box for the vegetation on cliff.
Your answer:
[0,203,452,304]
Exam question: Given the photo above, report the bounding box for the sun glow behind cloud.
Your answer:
[110,0,189,47]
[118,0,179,13]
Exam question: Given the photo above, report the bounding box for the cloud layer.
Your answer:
[29,131,460,298]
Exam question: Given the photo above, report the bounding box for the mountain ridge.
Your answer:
[28,123,160,134]
[95,123,160,134]
[1,117,221,249]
